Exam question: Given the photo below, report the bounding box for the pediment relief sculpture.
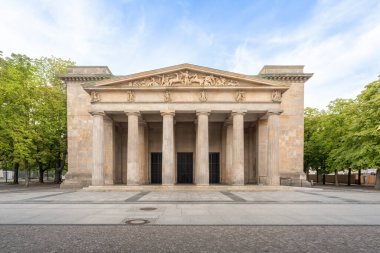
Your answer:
[126,70,239,87]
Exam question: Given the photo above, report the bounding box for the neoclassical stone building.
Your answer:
[60,64,312,188]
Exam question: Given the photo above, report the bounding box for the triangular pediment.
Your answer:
[83,63,289,89]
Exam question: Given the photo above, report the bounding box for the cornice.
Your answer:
[259,73,313,82]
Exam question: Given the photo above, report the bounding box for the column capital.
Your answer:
[125,111,140,117]
[231,110,247,116]
[138,121,147,127]
[196,110,211,116]
[89,111,105,116]
[267,109,283,116]
[223,116,232,126]
[160,110,175,116]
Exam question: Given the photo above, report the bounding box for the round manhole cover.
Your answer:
[125,219,150,225]
[140,207,157,211]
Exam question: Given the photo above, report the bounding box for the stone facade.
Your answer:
[60,64,313,188]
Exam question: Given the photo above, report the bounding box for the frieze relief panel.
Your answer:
[125,70,239,87]
[90,89,278,104]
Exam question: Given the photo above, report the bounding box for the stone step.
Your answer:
[82,185,320,192]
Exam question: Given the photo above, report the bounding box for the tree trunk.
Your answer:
[375,169,380,190]
[323,174,326,185]
[54,152,66,184]
[358,169,361,185]
[335,169,339,186]
[13,163,19,184]
[316,170,319,184]
[54,168,62,184]
[25,162,30,187]
[348,168,352,186]
[306,169,309,181]
[38,164,44,183]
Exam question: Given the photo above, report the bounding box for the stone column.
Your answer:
[231,111,246,185]
[126,111,140,185]
[144,124,149,184]
[224,118,233,184]
[161,110,175,185]
[267,111,281,185]
[91,112,105,186]
[195,111,210,185]
[138,120,146,185]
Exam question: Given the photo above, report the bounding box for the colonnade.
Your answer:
[90,110,281,186]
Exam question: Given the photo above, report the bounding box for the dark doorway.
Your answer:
[151,152,162,184]
[177,152,193,184]
[209,152,220,184]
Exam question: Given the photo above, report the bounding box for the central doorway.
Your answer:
[177,152,193,184]
[151,152,162,184]
[209,152,220,184]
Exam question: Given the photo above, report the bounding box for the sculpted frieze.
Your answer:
[90,91,101,103]
[234,90,246,102]
[126,70,239,87]
[271,90,282,102]
[127,90,135,102]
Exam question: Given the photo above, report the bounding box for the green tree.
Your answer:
[0,52,73,185]
[304,77,380,189]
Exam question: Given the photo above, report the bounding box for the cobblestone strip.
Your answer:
[220,192,247,202]
[125,192,150,202]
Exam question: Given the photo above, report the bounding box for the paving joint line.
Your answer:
[299,190,361,203]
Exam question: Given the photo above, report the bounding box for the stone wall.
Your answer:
[61,80,93,188]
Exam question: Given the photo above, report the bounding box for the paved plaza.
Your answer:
[0,184,379,225]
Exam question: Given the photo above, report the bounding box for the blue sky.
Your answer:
[1,0,379,108]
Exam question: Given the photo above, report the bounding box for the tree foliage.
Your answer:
[304,76,380,175]
[0,51,74,183]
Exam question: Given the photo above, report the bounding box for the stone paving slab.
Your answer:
[1,203,380,225]
[1,188,380,225]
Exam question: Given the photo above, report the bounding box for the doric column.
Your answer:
[126,111,140,185]
[91,111,105,186]
[224,118,233,184]
[195,111,210,185]
[138,120,147,185]
[267,110,281,185]
[231,111,246,185]
[161,110,175,185]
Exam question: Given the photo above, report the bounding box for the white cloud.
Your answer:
[230,0,380,108]
[0,0,379,109]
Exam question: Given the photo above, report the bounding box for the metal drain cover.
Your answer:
[125,219,150,225]
[140,207,157,211]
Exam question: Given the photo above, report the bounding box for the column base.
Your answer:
[60,172,91,189]
[266,176,280,186]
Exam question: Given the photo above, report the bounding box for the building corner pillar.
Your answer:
[161,110,175,185]
[231,111,246,185]
[125,111,140,185]
[195,110,210,185]
[90,111,105,186]
[267,110,281,186]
